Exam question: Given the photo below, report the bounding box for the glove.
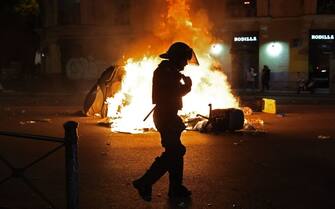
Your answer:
[183,76,192,88]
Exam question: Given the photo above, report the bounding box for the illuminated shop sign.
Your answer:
[311,34,335,40]
[234,36,258,42]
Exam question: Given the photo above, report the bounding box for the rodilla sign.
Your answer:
[311,34,335,40]
[233,36,257,42]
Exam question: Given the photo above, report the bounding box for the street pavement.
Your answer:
[0,95,335,209]
[1,77,335,209]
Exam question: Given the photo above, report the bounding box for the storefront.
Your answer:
[309,30,335,89]
[230,32,259,89]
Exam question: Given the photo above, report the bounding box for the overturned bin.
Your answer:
[196,105,244,133]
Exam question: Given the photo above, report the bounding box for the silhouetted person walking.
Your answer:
[261,65,271,91]
[133,42,198,201]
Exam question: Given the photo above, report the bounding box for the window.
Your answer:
[112,0,130,25]
[226,0,257,17]
[317,0,335,14]
[95,0,130,26]
[58,0,80,25]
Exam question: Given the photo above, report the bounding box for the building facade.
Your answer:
[40,0,335,93]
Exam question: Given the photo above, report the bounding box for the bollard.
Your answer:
[64,121,79,209]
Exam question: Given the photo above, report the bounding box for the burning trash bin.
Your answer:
[195,104,244,133]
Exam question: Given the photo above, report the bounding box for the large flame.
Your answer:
[107,0,239,133]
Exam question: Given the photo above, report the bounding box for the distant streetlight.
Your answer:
[266,42,283,57]
[210,43,224,56]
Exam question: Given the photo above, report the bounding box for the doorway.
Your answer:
[231,50,259,89]
[309,31,335,89]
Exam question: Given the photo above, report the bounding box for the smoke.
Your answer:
[120,0,216,63]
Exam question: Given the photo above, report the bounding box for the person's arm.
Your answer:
[179,74,192,96]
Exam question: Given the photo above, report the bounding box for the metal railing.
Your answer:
[0,121,79,209]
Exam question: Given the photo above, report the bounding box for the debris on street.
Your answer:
[242,106,253,115]
[245,118,264,127]
[35,118,52,123]
[243,123,256,131]
[20,120,35,125]
[233,139,244,146]
[317,135,332,140]
[19,118,52,125]
[97,118,112,127]
[276,113,285,117]
[240,117,267,135]
[177,201,185,207]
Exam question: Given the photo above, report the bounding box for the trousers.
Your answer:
[138,108,186,190]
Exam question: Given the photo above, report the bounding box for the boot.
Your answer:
[133,156,168,201]
[168,157,192,198]
[168,185,192,198]
[132,179,152,201]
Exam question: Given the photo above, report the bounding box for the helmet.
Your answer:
[160,42,199,65]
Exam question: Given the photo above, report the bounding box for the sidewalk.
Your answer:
[0,75,94,95]
[0,75,94,106]
[234,88,335,105]
[1,75,335,106]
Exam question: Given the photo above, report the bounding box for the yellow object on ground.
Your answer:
[262,98,276,114]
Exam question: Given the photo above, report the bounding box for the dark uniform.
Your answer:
[152,60,191,194]
[133,42,196,201]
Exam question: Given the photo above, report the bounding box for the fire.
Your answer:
[106,0,239,133]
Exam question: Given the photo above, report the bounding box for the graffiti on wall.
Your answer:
[66,56,110,80]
